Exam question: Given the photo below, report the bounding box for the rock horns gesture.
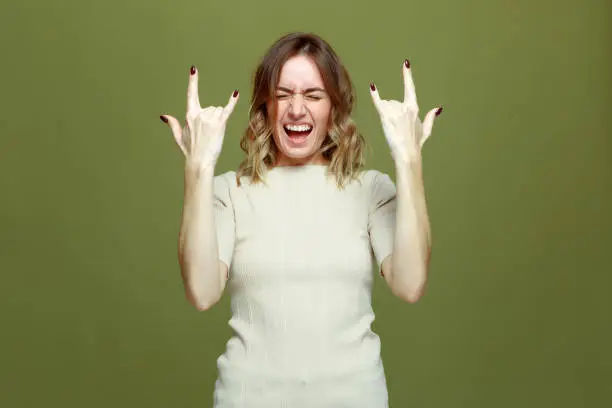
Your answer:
[160,66,239,169]
[370,59,442,164]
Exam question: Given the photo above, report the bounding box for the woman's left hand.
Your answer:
[370,60,442,165]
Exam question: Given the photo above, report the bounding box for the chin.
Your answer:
[279,147,320,165]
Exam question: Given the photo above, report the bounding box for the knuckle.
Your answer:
[186,111,197,122]
[198,109,212,122]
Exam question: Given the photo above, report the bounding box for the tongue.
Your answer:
[287,130,310,142]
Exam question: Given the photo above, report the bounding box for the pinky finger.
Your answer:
[421,107,443,147]
[369,82,383,115]
[223,89,240,120]
[160,114,187,156]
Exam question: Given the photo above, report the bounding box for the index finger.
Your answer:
[402,59,417,108]
[187,65,201,112]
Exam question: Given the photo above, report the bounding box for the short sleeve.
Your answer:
[214,173,236,269]
[368,171,397,269]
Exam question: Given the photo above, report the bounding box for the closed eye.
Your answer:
[305,94,323,101]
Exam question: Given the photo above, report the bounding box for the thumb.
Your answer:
[421,107,442,147]
[160,114,187,155]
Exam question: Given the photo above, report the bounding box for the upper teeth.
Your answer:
[285,124,312,132]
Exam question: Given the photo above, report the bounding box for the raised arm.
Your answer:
[161,65,239,310]
[370,59,442,303]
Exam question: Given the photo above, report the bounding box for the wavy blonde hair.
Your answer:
[235,32,366,189]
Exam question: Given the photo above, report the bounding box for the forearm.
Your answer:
[178,163,224,309]
[389,158,431,302]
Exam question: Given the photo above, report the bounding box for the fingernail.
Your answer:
[160,115,168,123]
[370,82,376,92]
[190,66,196,75]
[436,107,443,116]
[404,59,410,69]
[233,89,239,98]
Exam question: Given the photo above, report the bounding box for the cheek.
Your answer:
[267,102,283,127]
[314,103,332,129]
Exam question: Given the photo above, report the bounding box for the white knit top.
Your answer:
[211,165,396,408]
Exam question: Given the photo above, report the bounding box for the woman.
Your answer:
[160,32,442,408]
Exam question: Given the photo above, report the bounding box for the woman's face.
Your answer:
[269,55,332,166]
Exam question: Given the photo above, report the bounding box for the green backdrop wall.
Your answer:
[1,0,610,407]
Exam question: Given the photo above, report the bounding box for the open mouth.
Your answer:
[283,124,313,144]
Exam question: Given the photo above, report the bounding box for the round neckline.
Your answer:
[268,164,329,172]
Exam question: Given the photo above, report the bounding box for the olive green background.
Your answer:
[1,0,610,407]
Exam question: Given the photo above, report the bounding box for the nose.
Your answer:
[288,95,306,118]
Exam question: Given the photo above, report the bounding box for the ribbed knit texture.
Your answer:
[211,165,396,407]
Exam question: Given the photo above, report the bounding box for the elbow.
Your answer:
[193,300,218,311]
[179,261,223,311]
[393,285,425,304]
[387,250,430,304]
[187,291,221,311]
[402,260,430,303]
[391,270,428,304]
[183,276,222,311]
[406,289,425,303]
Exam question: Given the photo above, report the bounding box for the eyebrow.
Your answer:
[276,86,326,93]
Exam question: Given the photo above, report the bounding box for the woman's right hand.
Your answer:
[161,66,239,170]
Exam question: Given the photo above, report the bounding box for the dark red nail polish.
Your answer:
[233,89,239,98]
[160,115,168,123]
[436,107,443,116]
[370,82,376,92]
[190,66,196,75]
[404,59,410,69]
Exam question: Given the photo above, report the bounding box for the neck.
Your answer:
[274,154,328,167]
